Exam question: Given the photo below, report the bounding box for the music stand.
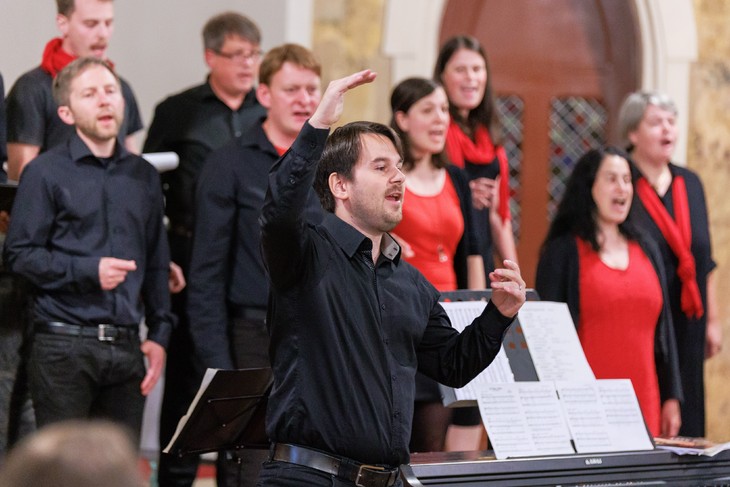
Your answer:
[164,367,273,457]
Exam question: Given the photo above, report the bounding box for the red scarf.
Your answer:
[446,120,510,222]
[636,175,704,318]
[40,37,115,77]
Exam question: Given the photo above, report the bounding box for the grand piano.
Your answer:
[402,448,730,486]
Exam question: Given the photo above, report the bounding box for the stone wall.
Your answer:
[691,0,730,441]
[313,0,391,126]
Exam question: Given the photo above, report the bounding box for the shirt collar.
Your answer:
[68,132,129,165]
[203,77,259,110]
[321,212,402,264]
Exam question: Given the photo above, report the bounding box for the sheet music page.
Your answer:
[518,302,595,381]
[556,380,653,453]
[441,301,514,404]
[477,382,574,459]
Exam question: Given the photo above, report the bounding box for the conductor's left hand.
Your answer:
[140,340,166,396]
[488,259,526,318]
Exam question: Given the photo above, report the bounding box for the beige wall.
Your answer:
[691,0,730,442]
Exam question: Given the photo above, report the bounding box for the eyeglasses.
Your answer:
[213,49,263,63]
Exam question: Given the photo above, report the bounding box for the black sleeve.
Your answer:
[639,234,684,404]
[534,234,580,326]
[260,122,329,290]
[447,164,482,289]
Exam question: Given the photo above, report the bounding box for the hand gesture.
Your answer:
[309,69,377,129]
[470,177,498,210]
[99,257,136,290]
[488,259,526,318]
[140,340,166,396]
[168,261,186,294]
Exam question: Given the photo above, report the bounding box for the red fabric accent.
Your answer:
[392,175,463,291]
[636,176,704,319]
[577,238,663,436]
[40,38,76,77]
[40,37,115,78]
[445,120,510,222]
[274,145,288,156]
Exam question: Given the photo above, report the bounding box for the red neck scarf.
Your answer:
[40,38,76,77]
[40,37,115,77]
[636,175,704,318]
[446,120,510,222]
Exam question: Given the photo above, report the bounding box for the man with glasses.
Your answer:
[143,11,264,487]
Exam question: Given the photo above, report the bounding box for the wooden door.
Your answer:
[439,0,640,285]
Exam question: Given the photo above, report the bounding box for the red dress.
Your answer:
[577,238,663,436]
[393,175,463,291]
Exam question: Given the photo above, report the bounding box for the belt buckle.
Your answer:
[356,464,389,487]
[97,324,116,342]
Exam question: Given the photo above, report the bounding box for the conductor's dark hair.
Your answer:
[315,121,403,213]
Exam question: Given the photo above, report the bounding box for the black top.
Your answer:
[143,82,265,232]
[535,233,683,404]
[260,122,514,466]
[5,66,142,153]
[187,119,322,369]
[463,157,500,275]
[629,162,715,437]
[3,134,174,347]
[445,164,482,289]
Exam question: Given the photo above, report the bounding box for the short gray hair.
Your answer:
[617,91,677,151]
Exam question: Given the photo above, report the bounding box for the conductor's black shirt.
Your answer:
[260,122,514,467]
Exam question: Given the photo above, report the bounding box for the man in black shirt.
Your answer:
[258,71,526,486]
[3,58,173,439]
[143,12,265,487]
[187,43,323,487]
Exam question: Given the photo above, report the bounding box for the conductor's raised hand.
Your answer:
[489,259,526,318]
[309,69,377,130]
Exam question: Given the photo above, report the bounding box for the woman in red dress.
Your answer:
[535,147,683,437]
[390,77,486,452]
[434,35,517,275]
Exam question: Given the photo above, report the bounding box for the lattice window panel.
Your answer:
[548,97,607,220]
[496,95,524,240]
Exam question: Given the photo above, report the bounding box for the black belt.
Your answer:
[230,305,267,321]
[271,443,399,487]
[35,321,139,342]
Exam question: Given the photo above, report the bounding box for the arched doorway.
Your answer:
[439,0,640,284]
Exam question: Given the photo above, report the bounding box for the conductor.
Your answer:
[257,69,526,486]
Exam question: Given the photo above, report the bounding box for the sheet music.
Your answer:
[143,151,179,173]
[441,301,514,404]
[518,302,595,381]
[477,382,574,459]
[556,380,653,453]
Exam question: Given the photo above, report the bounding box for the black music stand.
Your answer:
[163,367,273,457]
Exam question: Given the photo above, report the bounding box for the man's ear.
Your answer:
[56,14,69,37]
[256,84,271,109]
[328,172,349,203]
[57,105,75,126]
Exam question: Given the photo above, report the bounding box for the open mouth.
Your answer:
[386,192,402,203]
